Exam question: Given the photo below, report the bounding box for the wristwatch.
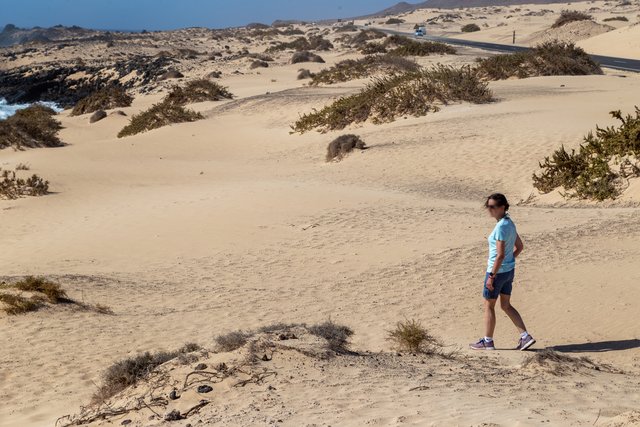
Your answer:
[488,272,496,278]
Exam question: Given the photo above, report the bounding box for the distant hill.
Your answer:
[0,24,99,47]
[367,0,583,17]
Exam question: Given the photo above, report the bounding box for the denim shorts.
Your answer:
[483,269,515,299]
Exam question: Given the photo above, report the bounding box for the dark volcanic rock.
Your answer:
[158,69,184,80]
[89,110,107,123]
[0,55,173,107]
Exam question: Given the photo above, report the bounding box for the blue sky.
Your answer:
[3,0,400,31]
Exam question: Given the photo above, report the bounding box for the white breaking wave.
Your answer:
[0,98,63,120]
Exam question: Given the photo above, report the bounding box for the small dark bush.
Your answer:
[310,54,419,85]
[387,319,441,354]
[71,86,133,116]
[461,23,481,32]
[13,276,68,303]
[533,108,640,200]
[386,18,405,25]
[292,65,492,133]
[359,42,388,54]
[0,293,43,315]
[603,16,629,21]
[308,320,354,353]
[215,330,252,352]
[266,35,333,53]
[297,68,315,80]
[0,105,63,150]
[334,23,358,33]
[552,10,593,28]
[291,51,325,64]
[117,101,203,138]
[165,79,233,105]
[0,168,49,199]
[94,345,199,403]
[390,40,456,56]
[475,41,602,80]
[326,134,367,161]
[349,29,387,47]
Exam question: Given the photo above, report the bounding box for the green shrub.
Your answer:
[297,68,315,80]
[475,41,602,80]
[382,34,456,56]
[326,134,367,161]
[386,18,405,25]
[461,23,481,32]
[387,319,441,354]
[71,86,133,116]
[533,108,640,200]
[0,168,49,199]
[292,65,493,133]
[266,35,333,53]
[310,55,419,85]
[117,100,203,138]
[0,105,63,150]
[552,10,593,28]
[164,79,233,105]
[390,40,456,56]
[359,42,388,54]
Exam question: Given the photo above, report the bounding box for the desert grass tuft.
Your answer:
[13,276,68,303]
[215,330,252,352]
[387,319,441,354]
[93,344,201,403]
[0,293,44,315]
[308,320,354,354]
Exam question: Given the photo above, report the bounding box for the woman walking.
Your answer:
[470,193,536,351]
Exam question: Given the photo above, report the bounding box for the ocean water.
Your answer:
[0,98,62,120]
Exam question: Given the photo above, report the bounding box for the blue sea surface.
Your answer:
[0,98,62,120]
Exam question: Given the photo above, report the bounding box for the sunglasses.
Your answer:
[486,204,501,210]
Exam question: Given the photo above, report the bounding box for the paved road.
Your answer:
[374,28,640,73]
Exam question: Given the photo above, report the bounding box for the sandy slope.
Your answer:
[2,4,640,427]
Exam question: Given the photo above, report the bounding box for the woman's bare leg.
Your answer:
[499,294,526,334]
[484,298,497,338]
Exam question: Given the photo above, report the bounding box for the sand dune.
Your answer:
[1,1,640,426]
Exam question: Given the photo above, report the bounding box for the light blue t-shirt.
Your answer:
[487,214,517,273]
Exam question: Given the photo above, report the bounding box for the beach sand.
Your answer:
[1,2,640,426]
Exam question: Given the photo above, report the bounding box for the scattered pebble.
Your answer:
[197,385,213,393]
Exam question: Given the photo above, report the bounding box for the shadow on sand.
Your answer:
[551,339,640,353]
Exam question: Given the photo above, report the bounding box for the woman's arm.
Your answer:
[514,233,524,258]
[486,241,506,291]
